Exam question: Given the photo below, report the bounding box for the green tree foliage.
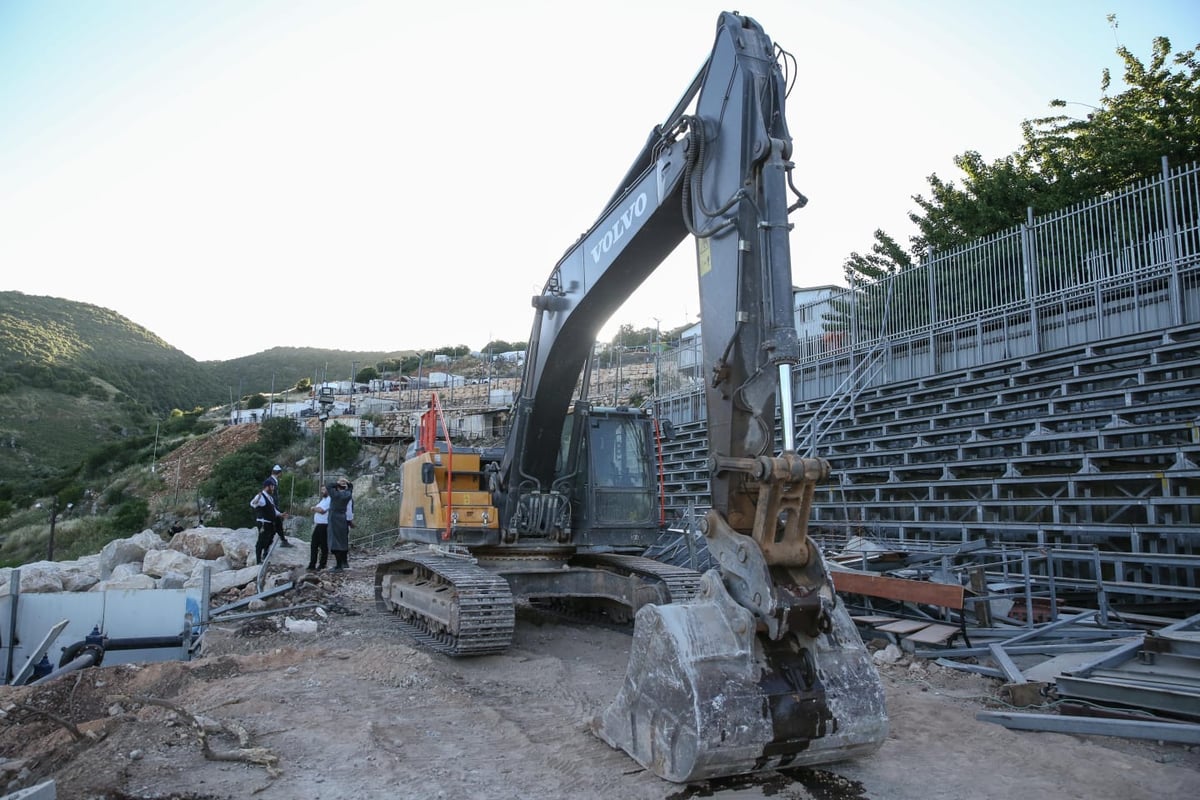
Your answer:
[200,450,265,528]
[258,417,300,453]
[199,418,300,527]
[909,33,1200,261]
[245,393,267,409]
[827,231,920,336]
[355,366,380,383]
[837,31,1199,292]
[161,407,213,436]
[324,423,360,470]
[0,292,223,411]
[109,497,150,536]
[294,377,313,392]
[482,340,527,355]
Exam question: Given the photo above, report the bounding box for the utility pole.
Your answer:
[46,497,73,562]
[151,421,160,473]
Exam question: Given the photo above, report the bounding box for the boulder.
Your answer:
[185,565,259,594]
[93,574,158,591]
[169,529,228,560]
[4,563,64,594]
[143,549,198,578]
[189,557,233,580]
[98,531,165,578]
[221,530,258,569]
[109,562,144,582]
[157,571,190,590]
[60,566,101,592]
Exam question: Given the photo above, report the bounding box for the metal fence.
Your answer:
[654,157,1200,419]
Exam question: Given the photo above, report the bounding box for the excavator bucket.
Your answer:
[592,570,887,783]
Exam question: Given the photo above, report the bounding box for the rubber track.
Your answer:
[378,552,515,657]
[582,553,703,603]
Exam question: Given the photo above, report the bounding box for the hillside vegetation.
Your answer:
[206,346,416,398]
[0,292,224,412]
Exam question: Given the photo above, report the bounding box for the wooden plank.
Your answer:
[832,569,965,610]
[876,619,931,635]
[905,623,960,645]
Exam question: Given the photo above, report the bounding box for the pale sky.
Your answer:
[2,1,1197,361]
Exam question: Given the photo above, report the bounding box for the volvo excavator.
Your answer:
[375,11,887,782]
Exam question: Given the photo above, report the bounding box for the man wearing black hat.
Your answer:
[253,480,289,564]
[264,464,294,548]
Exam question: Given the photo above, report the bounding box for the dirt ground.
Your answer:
[1,547,1197,800]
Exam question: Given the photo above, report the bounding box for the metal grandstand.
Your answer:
[651,157,1200,569]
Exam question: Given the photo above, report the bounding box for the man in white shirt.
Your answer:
[307,485,330,571]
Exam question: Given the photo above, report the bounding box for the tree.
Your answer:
[829,230,920,338]
[258,417,299,453]
[324,423,360,470]
[910,33,1200,260]
[355,366,380,383]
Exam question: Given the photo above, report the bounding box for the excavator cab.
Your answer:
[569,408,657,533]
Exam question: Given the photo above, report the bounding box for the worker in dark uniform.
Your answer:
[265,464,294,547]
[253,480,288,564]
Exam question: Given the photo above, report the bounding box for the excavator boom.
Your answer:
[589,12,888,780]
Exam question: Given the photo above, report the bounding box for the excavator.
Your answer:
[375,11,887,782]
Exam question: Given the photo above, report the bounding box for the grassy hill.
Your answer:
[0,291,229,499]
[205,346,416,398]
[0,291,224,412]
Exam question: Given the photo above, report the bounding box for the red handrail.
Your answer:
[419,392,455,541]
[653,416,666,527]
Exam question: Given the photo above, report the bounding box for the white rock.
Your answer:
[98,531,164,579]
[184,565,259,594]
[143,549,198,578]
[872,643,904,665]
[109,562,143,582]
[94,574,158,591]
[60,567,100,592]
[3,564,64,594]
[284,617,319,634]
[157,571,190,590]
[221,530,258,569]
[169,529,228,560]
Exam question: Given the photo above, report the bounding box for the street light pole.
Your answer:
[318,388,335,487]
[416,352,425,409]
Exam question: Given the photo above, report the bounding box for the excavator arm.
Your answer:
[584,12,889,781]
[475,10,886,782]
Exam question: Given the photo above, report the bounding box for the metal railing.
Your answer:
[653,158,1200,419]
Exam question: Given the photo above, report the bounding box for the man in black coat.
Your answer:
[326,477,353,571]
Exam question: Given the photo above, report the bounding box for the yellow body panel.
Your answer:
[398,451,498,530]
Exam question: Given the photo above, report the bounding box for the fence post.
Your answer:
[1161,155,1183,326]
[1020,206,1042,353]
[926,251,937,373]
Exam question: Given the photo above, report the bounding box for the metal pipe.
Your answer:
[777,363,795,451]
[4,569,19,683]
[31,652,96,685]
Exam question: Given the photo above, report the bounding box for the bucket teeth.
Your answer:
[592,570,888,783]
